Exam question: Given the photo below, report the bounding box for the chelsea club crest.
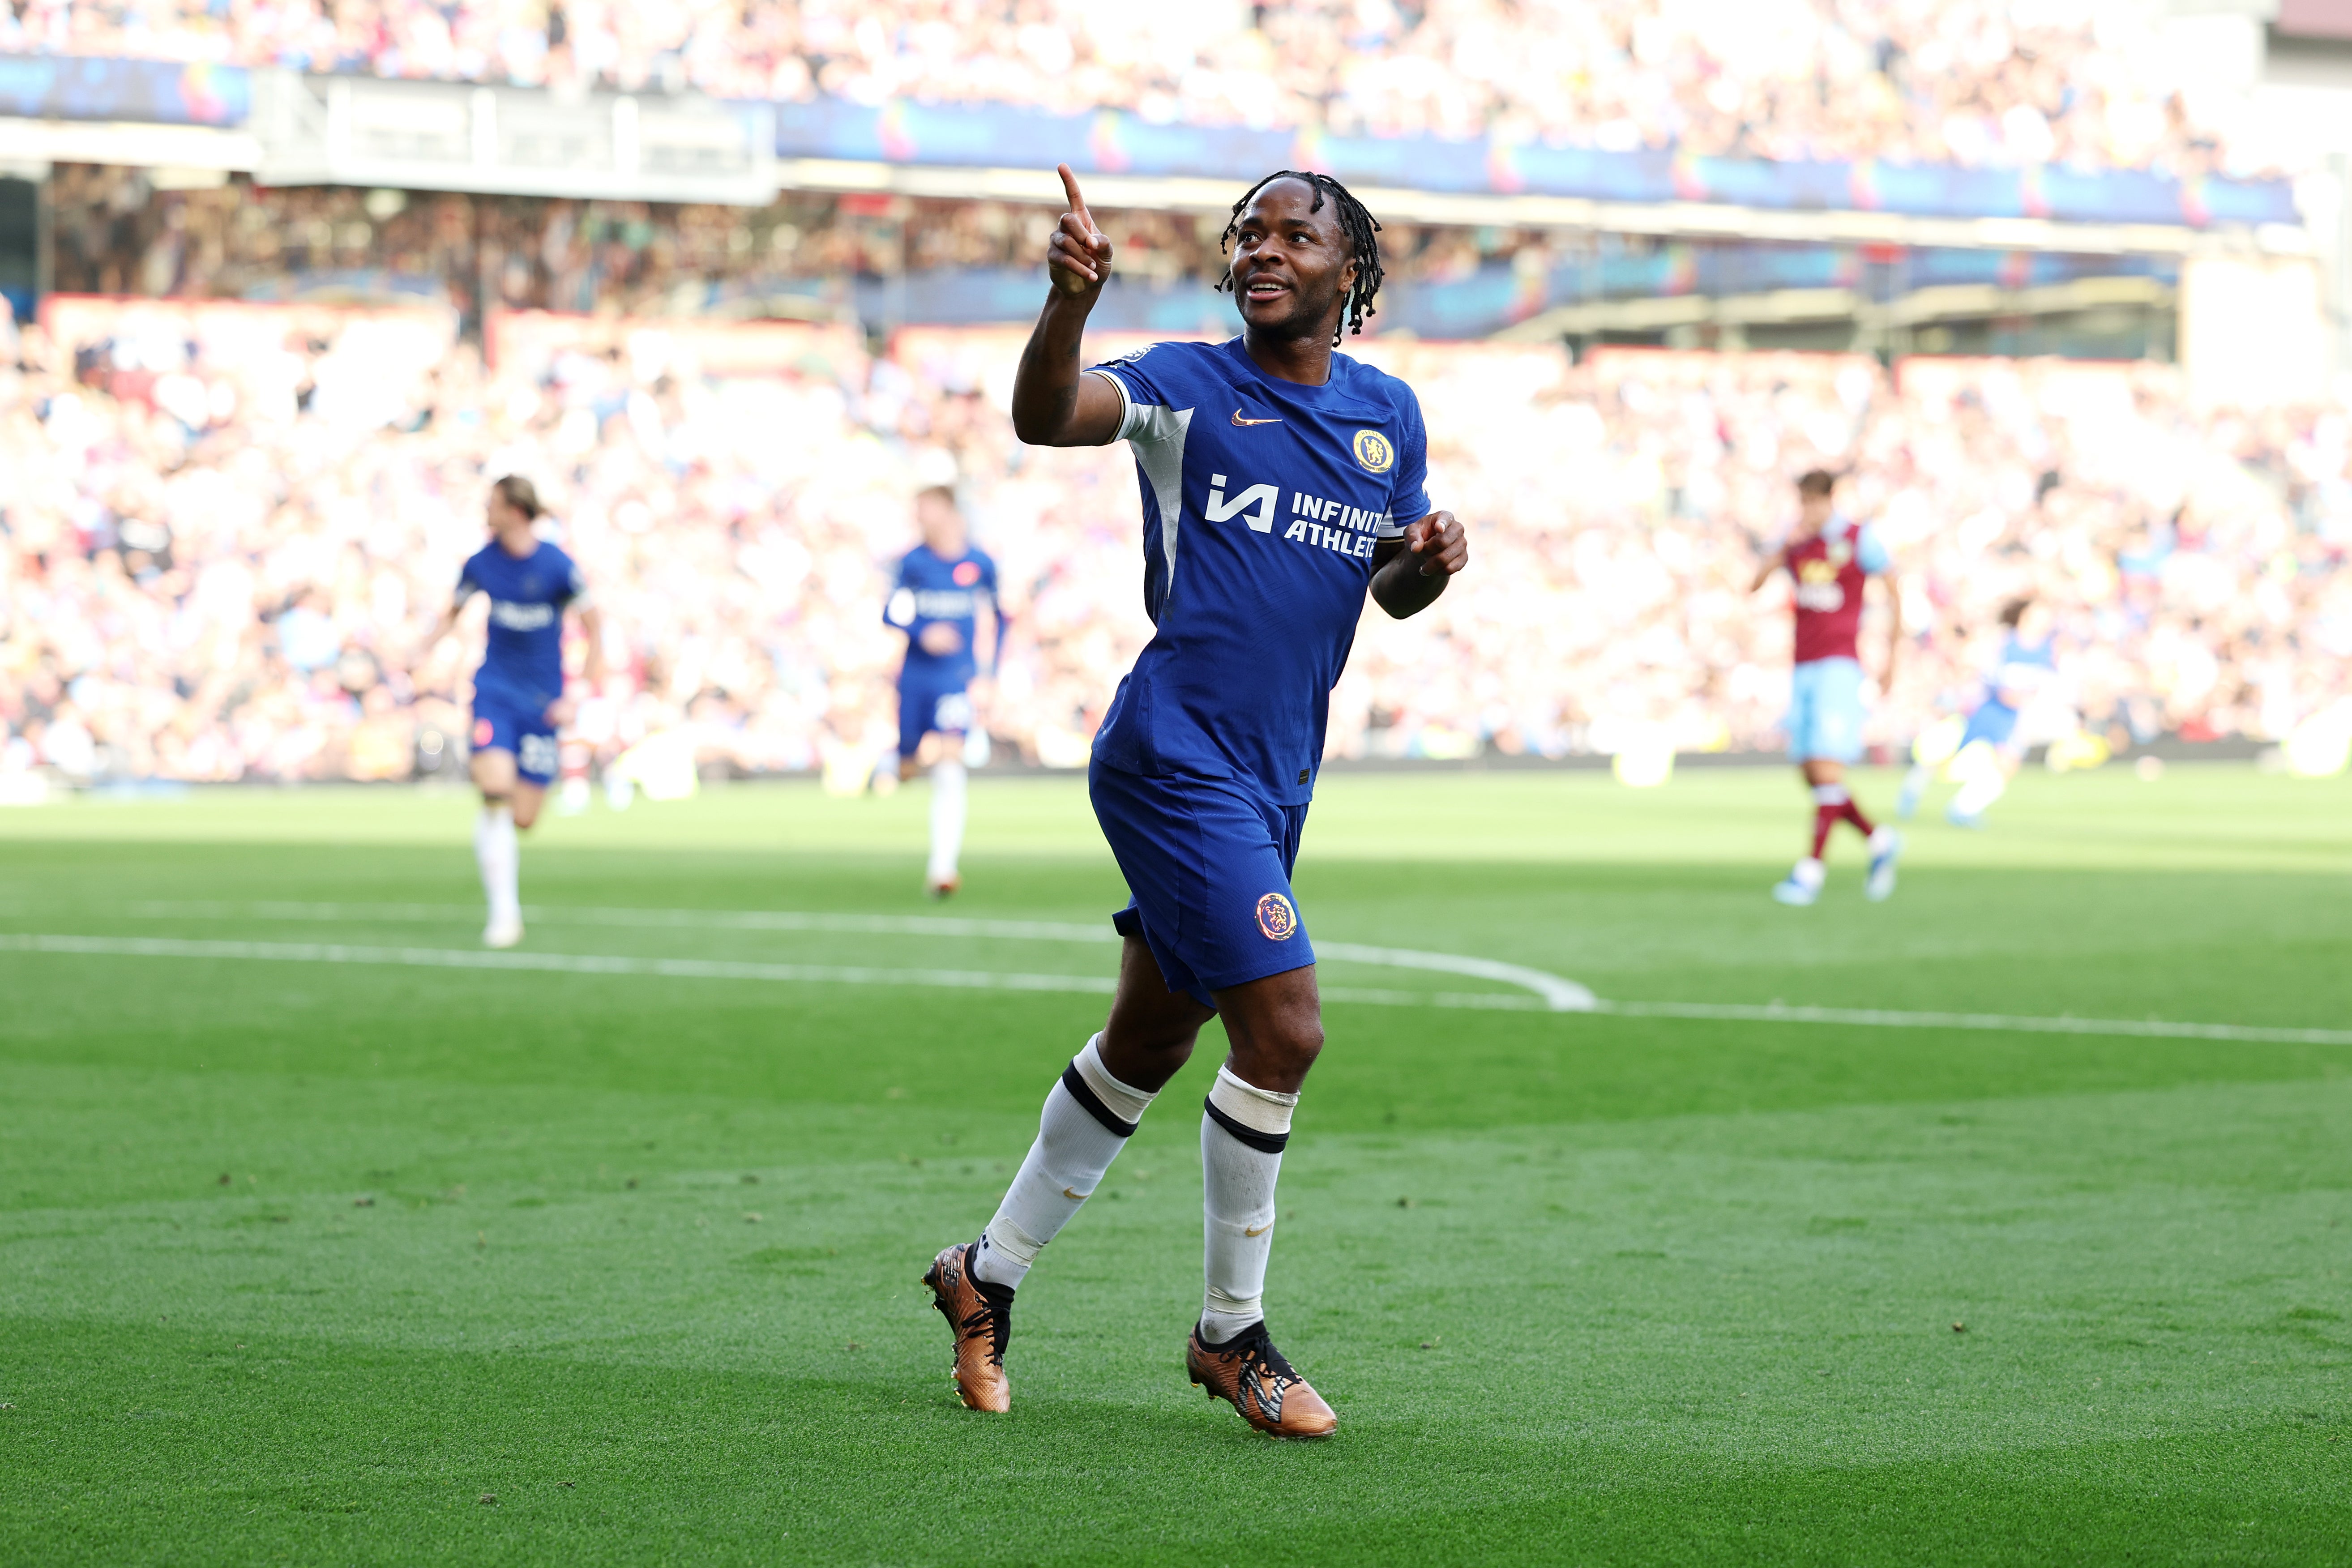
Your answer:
[1351,429,1394,474]
[1255,893,1299,941]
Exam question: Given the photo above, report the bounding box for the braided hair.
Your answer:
[1215,171,1385,346]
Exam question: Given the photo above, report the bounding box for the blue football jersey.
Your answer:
[885,544,1001,687]
[455,538,586,709]
[1087,337,1432,805]
[1984,633,2057,711]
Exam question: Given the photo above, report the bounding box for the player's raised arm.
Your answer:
[1010,164,1125,447]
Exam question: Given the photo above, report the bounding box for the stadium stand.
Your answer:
[3,295,2344,788]
[38,168,2187,356]
[0,1,2246,176]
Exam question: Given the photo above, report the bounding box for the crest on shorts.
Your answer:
[1255,892,1298,941]
[1352,429,1394,474]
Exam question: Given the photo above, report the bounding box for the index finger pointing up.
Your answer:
[1056,162,1099,240]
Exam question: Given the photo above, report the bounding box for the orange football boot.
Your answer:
[921,1241,1011,1412]
[1185,1322,1337,1439]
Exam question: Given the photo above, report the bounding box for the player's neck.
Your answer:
[493,528,537,558]
[1240,327,1335,388]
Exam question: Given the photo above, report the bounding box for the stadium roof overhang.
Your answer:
[0,69,777,206]
[775,159,2309,261]
[1489,275,2177,341]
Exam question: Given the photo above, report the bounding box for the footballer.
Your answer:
[919,164,1467,1438]
[883,486,1003,897]
[1751,469,1902,906]
[416,476,603,948]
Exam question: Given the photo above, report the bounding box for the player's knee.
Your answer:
[510,802,541,830]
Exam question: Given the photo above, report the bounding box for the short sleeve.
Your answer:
[1087,343,1183,443]
[1855,523,1891,575]
[561,559,589,605]
[884,555,916,628]
[453,562,482,607]
[1381,383,1431,538]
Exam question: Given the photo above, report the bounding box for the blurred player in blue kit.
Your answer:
[919,165,1467,1439]
[1898,596,2061,829]
[416,476,603,948]
[884,486,1002,897]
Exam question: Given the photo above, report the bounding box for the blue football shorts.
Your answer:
[897,675,973,759]
[471,691,559,784]
[1089,756,1314,1008]
[1960,698,2022,750]
[1786,656,1866,763]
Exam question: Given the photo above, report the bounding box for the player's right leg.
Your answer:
[923,936,1207,1412]
[1946,708,2019,828]
[925,692,974,898]
[1775,668,1827,904]
[468,714,525,949]
[1896,715,1960,821]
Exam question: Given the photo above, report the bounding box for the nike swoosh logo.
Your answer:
[1064,1187,1090,1200]
[1244,1221,1273,1236]
[1232,410,1282,426]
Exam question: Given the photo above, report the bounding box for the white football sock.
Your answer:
[1200,1065,1298,1344]
[1811,782,1850,807]
[972,1034,1156,1289]
[927,758,967,885]
[1952,768,2007,818]
[474,804,519,923]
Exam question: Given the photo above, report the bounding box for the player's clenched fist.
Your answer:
[1403,511,1468,577]
[1047,162,1112,299]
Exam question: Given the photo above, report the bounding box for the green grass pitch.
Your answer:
[1,764,2348,1564]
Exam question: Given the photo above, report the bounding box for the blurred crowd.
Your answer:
[2,294,2347,789]
[46,167,1651,322]
[8,0,2246,176]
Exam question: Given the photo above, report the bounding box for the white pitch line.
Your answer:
[121,901,1600,1011]
[45,912,2349,1045]
[0,933,1120,998]
[0,932,1572,1014]
[128,901,1118,944]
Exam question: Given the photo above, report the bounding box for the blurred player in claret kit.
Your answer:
[1752,469,1902,906]
[919,164,1467,1438]
[415,476,603,948]
[884,486,1003,897]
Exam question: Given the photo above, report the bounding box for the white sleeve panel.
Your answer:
[1128,405,1193,590]
[1086,368,1145,443]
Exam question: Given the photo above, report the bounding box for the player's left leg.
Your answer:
[1185,961,1338,1439]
